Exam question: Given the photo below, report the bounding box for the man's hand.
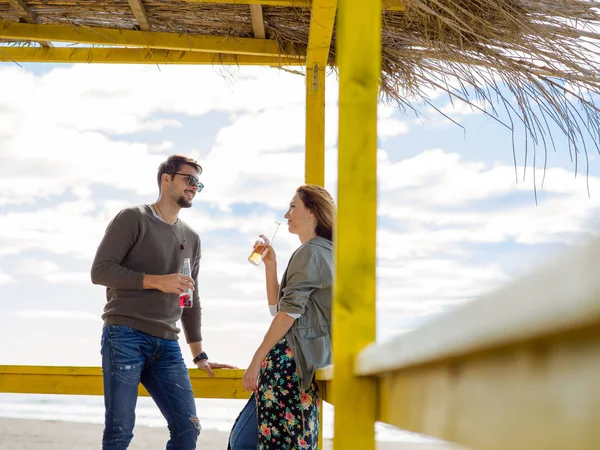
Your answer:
[196,360,238,377]
[144,273,194,294]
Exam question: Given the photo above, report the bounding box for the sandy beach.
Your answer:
[0,418,464,450]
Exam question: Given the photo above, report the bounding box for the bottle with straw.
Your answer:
[248,221,281,266]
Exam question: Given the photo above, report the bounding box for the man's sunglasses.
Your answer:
[172,172,204,192]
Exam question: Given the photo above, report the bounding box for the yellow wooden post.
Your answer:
[318,398,324,449]
[305,64,326,186]
[333,0,381,448]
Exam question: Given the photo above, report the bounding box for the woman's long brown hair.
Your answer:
[296,184,336,241]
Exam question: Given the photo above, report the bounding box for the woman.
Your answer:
[228,184,335,450]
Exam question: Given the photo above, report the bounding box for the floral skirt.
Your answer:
[256,337,320,450]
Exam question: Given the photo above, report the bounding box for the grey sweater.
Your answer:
[90,205,202,342]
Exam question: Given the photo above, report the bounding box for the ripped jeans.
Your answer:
[101,324,200,450]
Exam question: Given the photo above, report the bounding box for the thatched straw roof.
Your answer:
[2,0,600,166]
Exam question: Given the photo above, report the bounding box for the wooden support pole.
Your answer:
[333,0,381,448]
[305,64,326,186]
[304,0,336,186]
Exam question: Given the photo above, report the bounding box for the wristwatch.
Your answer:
[193,351,209,364]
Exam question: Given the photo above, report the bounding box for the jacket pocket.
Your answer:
[304,335,331,367]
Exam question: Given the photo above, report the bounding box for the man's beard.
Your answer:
[177,196,192,208]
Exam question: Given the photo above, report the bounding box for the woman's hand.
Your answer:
[242,361,262,392]
[258,234,277,266]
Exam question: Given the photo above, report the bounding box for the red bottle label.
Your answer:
[179,293,192,308]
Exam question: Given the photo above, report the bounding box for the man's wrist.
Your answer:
[142,274,159,290]
[193,351,209,364]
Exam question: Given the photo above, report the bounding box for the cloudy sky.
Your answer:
[0,62,599,369]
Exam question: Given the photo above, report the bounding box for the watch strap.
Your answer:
[193,351,209,364]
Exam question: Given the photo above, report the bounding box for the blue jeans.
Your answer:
[101,324,200,450]
[228,395,258,450]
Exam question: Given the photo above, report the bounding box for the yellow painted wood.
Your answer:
[306,0,337,68]
[7,0,52,47]
[356,233,600,377]
[318,398,324,449]
[304,0,336,186]
[305,65,325,186]
[0,22,300,58]
[180,0,403,11]
[0,365,332,400]
[333,0,380,447]
[382,0,406,11]
[315,364,333,380]
[182,0,311,6]
[0,366,251,399]
[376,327,600,450]
[0,48,304,65]
[354,234,600,448]
[315,365,332,449]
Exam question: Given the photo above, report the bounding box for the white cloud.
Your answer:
[12,310,100,321]
[42,272,91,285]
[378,148,600,246]
[0,64,411,213]
[439,99,488,117]
[0,201,108,258]
[11,260,60,274]
[8,259,89,285]
[377,258,509,303]
[149,140,175,153]
[0,270,15,285]
[0,65,313,209]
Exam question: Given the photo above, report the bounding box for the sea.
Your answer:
[0,393,442,444]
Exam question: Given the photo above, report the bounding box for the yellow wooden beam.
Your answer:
[181,0,311,6]
[304,0,336,186]
[0,22,300,58]
[306,0,337,68]
[382,0,405,11]
[355,234,600,450]
[318,399,325,450]
[127,0,152,31]
[0,366,251,399]
[305,65,326,186]
[357,234,600,375]
[0,365,332,400]
[374,329,600,450]
[0,47,304,65]
[249,4,266,39]
[333,0,380,448]
[7,0,52,47]
[179,0,405,10]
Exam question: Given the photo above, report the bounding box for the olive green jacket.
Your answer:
[278,236,333,390]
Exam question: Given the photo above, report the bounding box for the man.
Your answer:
[91,154,235,450]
